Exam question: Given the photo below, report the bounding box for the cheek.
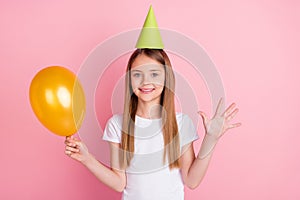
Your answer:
[131,79,140,91]
[155,86,164,96]
[155,80,165,90]
[154,76,165,87]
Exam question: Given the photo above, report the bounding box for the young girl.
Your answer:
[64,48,241,200]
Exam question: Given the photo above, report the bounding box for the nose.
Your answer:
[142,74,152,85]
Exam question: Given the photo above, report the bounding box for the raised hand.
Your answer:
[198,97,241,139]
[197,97,241,159]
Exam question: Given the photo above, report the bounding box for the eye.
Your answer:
[151,72,159,78]
[132,73,141,78]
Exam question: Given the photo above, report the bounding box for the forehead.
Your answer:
[131,54,164,71]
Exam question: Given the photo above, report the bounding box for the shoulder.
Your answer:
[175,112,199,146]
[175,112,196,132]
[175,112,192,124]
[103,114,123,143]
[106,113,124,132]
[107,114,123,126]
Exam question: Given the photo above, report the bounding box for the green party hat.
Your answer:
[135,5,164,49]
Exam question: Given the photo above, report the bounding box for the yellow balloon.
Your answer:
[29,66,86,136]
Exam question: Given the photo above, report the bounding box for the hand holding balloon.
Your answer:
[64,136,91,164]
[29,66,86,136]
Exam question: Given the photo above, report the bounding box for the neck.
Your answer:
[136,100,162,119]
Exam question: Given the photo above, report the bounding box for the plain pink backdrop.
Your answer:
[1,0,299,199]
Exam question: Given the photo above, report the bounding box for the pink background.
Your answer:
[1,0,299,199]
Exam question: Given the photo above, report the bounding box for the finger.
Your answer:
[65,138,72,144]
[226,108,239,121]
[65,150,72,156]
[66,137,80,144]
[66,135,74,139]
[214,97,224,117]
[69,141,83,150]
[198,111,208,125]
[73,137,80,141]
[73,140,82,147]
[65,141,77,147]
[69,137,81,144]
[65,146,80,153]
[66,137,75,144]
[227,122,242,130]
[69,153,78,160]
[222,102,236,117]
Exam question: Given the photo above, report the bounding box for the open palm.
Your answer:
[198,97,241,139]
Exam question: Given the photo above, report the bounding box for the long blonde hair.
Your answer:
[120,49,180,170]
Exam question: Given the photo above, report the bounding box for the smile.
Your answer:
[139,88,155,94]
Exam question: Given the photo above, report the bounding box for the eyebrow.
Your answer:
[131,69,163,72]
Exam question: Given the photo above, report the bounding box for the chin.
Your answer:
[136,93,162,103]
[138,96,160,103]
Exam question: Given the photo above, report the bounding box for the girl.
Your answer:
[64,49,241,200]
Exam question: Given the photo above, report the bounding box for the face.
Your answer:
[130,54,165,104]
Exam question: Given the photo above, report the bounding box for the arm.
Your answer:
[181,97,241,189]
[65,136,126,192]
[180,135,217,189]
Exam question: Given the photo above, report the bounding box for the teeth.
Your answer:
[140,88,154,92]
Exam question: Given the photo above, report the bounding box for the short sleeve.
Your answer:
[178,113,199,147]
[102,114,123,143]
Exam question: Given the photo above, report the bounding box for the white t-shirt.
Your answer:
[102,113,199,200]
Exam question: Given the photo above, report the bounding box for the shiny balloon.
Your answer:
[29,66,86,136]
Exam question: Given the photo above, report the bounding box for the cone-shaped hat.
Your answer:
[135,5,164,49]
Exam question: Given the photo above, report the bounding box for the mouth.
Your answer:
[139,88,155,94]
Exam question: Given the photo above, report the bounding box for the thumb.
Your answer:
[198,111,208,125]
